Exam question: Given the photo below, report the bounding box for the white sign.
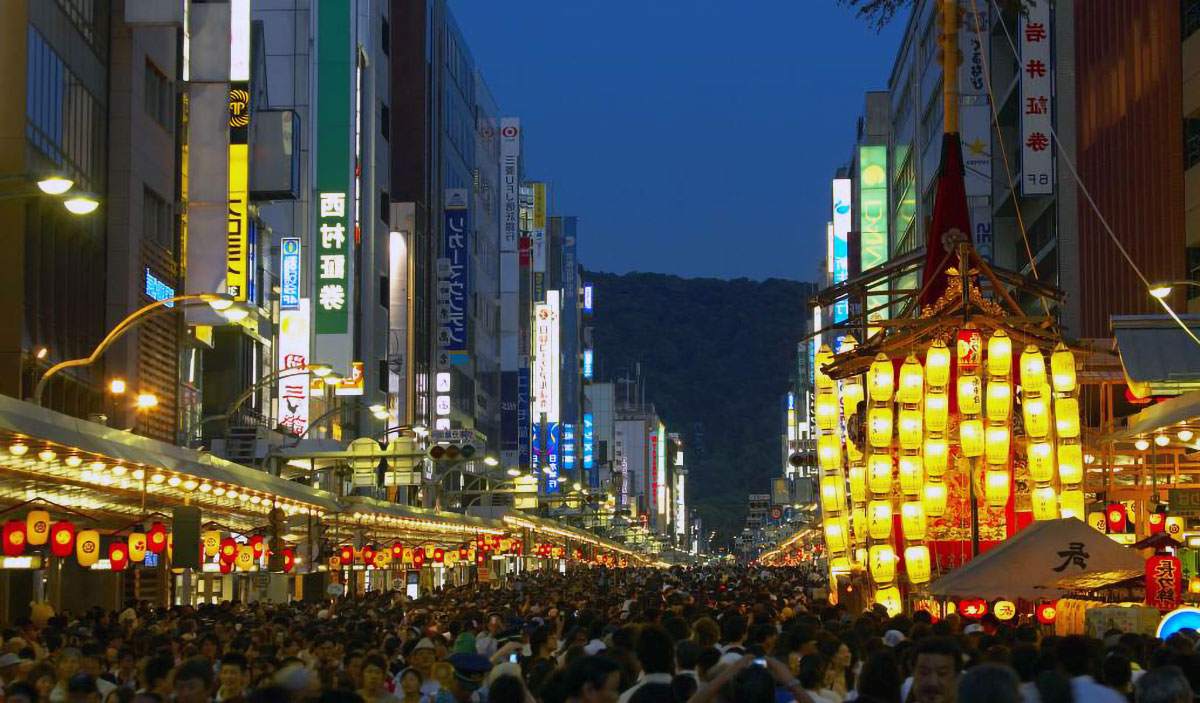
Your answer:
[277,299,310,435]
[1020,2,1053,195]
[532,290,560,422]
[500,119,521,252]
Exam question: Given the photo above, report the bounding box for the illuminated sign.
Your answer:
[229,0,250,82]
[582,348,594,380]
[859,145,889,330]
[582,283,594,314]
[280,237,301,310]
[334,361,364,396]
[657,423,667,517]
[315,192,348,328]
[583,413,595,471]
[277,299,310,435]
[831,179,851,325]
[438,189,470,354]
[1020,1,1053,195]
[532,183,547,273]
[315,0,351,336]
[533,290,560,422]
[562,424,576,473]
[227,143,249,301]
[144,269,175,307]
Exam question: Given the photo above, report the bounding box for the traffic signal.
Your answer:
[427,443,477,462]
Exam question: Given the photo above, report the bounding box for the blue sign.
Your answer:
[501,371,518,455]
[582,349,594,380]
[440,200,470,352]
[1157,608,1200,640]
[517,369,531,469]
[280,237,301,310]
[547,422,560,492]
[582,283,594,314]
[583,413,595,472]
[562,423,576,472]
[144,269,175,307]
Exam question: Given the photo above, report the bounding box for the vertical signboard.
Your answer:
[858,146,889,330]
[546,422,560,492]
[438,189,470,356]
[582,283,593,315]
[501,372,518,464]
[280,237,301,310]
[315,0,352,338]
[500,118,521,466]
[225,0,251,302]
[562,423,576,478]
[582,348,594,380]
[582,413,595,472]
[831,179,851,326]
[656,423,667,519]
[960,1,994,262]
[532,290,560,423]
[277,300,310,435]
[1020,1,1053,195]
[517,368,531,469]
[531,182,547,303]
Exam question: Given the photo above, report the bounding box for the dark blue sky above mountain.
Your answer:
[454,1,905,281]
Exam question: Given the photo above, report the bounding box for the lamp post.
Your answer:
[0,173,101,214]
[1148,281,1200,299]
[33,293,237,407]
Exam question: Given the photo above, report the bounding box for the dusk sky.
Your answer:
[454,1,906,282]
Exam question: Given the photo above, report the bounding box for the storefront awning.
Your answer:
[338,495,506,538]
[1103,389,1200,442]
[0,394,340,512]
[1113,315,1200,397]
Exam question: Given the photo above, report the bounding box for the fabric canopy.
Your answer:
[927,518,1145,600]
[1113,315,1200,397]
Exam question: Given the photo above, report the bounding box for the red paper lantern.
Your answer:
[50,522,74,558]
[147,523,167,554]
[475,551,485,566]
[1036,602,1058,624]
[511,542,521,555]
[340,545,354,563]
[490,535,501,549]
[282,549,295,572]
[220,538,237,564]
[433,548,445,563]
[956,329,983,373]
[957,600,988,618]
[416,547,426,561]
[392,542,403,558]
[249,535,265,558]
[1148,511,1166,535]
[1146,555,1182,611]
[3,520,26,556]
[219,559,233,574]
[475,535,486,549]
[413,552,425,568]
[1106,503,1127,533]
[458,546,469,559]
[108,541,129,571]
[361,545,376,565]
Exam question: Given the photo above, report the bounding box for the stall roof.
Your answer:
[1103,389,1200,442]
[0,394,340,511]
[1113,315,1200,396]
[927,518,1145,600]
[339,496,506,536]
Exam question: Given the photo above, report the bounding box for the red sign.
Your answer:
[956,330,983,373]
[958,599,988,618]
[1146,555,1182,611]
[1036,602,1058,624]
[1106,503,1127,533]
[1148,512,1165,535]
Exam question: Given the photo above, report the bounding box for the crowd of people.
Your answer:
[0,565,1196,703]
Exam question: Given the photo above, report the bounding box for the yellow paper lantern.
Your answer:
[842,379,864,414]
[875,585,903,616]
[898,409,923,450]
[868,407,893,449]
[128,532,147,562]
[851,507,867,546]
[818,434,842,471]
[1028,442,1055,483]
[898,454,924,495]
[824,516,850,553]
[815,346,835,394]
[925,341,951,387]
[1165,516,1186,538]
[853,547,867,567]
[960,419,984,457]
[76,530,100,567]
[236,545,254,571]
[1087,511,1108,533]
[846,438,863,463]
[815,397,839,431]
[985,424,1010,465]
[820,476,846,514]
[1055,397,1080,439]
[830,555,852,573]
[1020,346,1046,389]
[924,438,949,476]
[868,544,896,584]
[987,330,1012,377]
[1060,490,1085,519]
[868,454,893,494]
[897,356,924,404]
[1022,392,1051,438]
[1051,344,1076,393]
[957,375,981,415]
[848,465,867,503]
[923,482,948,517]
[869,354,894,402]
[203,530,221,557]
[26,510,50,546]
[925,392,948,433]
[1032,485,1059,521]
[905,545,931,584]
[985,469,1010,507]
[868,500,893,540]
[993,600,1017,621]
[901,501,927,540]
[1057,443,1083,485]
[986,381,1011,421]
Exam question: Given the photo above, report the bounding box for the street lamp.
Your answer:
[483,456,499,467]
[1148,281,1200,299]
[109,379,126,395]
[62,194,100,215]
[135,394,158,409]
[36,174,73,195]
[1,172,99,215]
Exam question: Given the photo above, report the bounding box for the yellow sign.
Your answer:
[533,182,546,229]
[334,361,365,396]
[228,89,250,128]
[226,144,249,301]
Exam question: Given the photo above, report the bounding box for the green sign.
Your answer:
[858,145,889,325]
[1169,489,1200,515]
[315,0,352,335]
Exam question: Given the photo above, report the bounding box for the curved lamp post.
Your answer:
[34,293,237,407]
[1148,280,1200,299]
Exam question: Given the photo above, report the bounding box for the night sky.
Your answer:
[454,1,906,282]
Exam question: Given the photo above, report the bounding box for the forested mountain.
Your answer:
[585,270,815,544]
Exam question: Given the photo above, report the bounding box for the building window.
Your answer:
[380,190,390,225]
[143,186,173,253]
[144,60,172,131]
[25,27,104,192]
[379,274,389,309]
[381,16,390,56]
[380,103,389,141]
[1186,119,1200,171]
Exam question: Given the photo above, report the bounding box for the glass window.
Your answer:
[26,27,104,192]
[143,186,172,253]
[144,59,172,131]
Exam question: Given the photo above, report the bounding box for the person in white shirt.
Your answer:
[616,627,674,703]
